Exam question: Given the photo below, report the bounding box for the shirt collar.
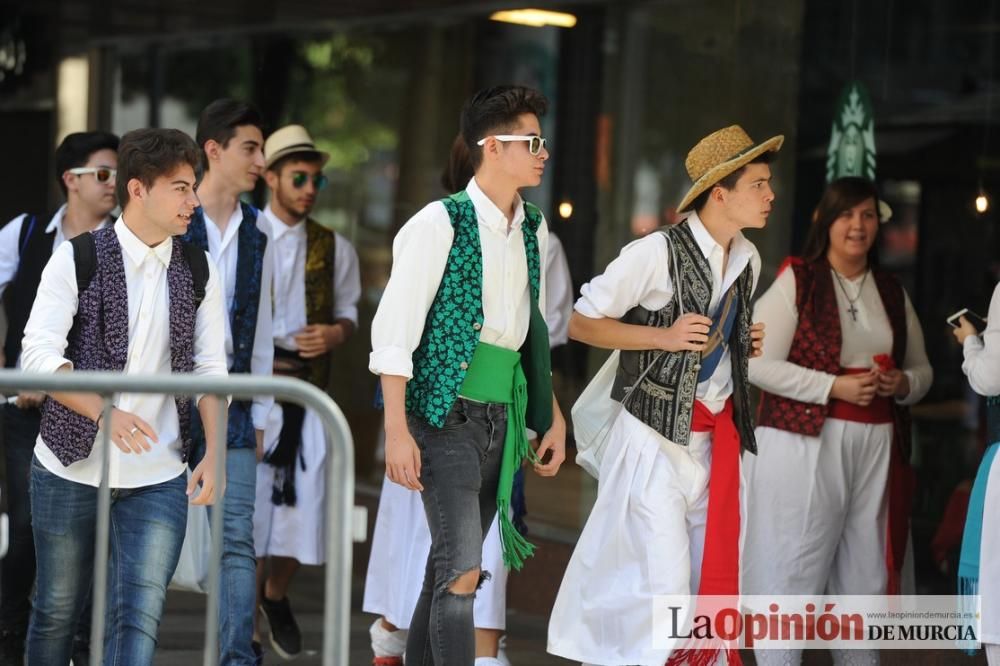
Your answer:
[45,205,68,234]
[685,211,754,267]
[115,216,173,268]
[465,176,525,234]
[264,205,304,241]
[46,204,113,235]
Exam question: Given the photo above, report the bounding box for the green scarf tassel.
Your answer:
[459,342,538,570]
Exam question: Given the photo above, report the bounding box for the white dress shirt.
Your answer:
[963,282,1000,396]
[370,177,549,378]
[749,265,933,406]
[575,212,761,410]
[21,217,230,488]
[263,206,362,351]
[200,207,275,430]
[545,232,573,348]
[0,206,109,366]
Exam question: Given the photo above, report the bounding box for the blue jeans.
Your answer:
[190,445,258,666]
[27,456,187,665]
[405,399,507,666]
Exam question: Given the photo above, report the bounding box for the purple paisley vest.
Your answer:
[39,227,198,466]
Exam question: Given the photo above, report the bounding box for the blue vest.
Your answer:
[183,202,267,449]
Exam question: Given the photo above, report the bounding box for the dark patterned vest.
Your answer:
[405,191,551,433]
[303,219,336,388]
[609,221,757,451]
[38,228,199,466]
[4,214,57,368]
[183,203,267,450]
[756,258,910,450]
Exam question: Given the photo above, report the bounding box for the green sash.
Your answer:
[459,342,537,570]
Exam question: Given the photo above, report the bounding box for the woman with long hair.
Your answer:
[744,176,933,666]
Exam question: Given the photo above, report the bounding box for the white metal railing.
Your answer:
[0,370,354,666]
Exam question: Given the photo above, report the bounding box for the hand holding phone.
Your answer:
[947,308,988,332]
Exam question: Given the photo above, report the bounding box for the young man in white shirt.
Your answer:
[370,85,567,666]
[184,98,274,666]
[547,125,773,666]
[0,130,119,663]
[21,127,228,665]
[253,124,361,659]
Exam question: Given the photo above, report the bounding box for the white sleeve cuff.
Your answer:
[369,347,414,379]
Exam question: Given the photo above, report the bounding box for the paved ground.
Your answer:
[155,571,568,665]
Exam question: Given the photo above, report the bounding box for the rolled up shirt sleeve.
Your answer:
[575,233,674,320]
[369,202,453,379]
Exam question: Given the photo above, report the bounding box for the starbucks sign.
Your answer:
[826,82,876,182]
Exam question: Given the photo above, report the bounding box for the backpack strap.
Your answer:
[69,232,97,294]
[17,214,37,257]
[181,241,209,308]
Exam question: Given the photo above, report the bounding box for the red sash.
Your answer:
[665,399,742,666]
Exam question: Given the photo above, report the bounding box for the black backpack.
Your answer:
[69,233,209,306]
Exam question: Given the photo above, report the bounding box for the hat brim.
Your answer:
[677,135,784,212]
[265,146,330,171]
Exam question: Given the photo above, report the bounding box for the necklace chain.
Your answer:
[833,269,868,322]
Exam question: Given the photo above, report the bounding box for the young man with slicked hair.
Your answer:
[22,127,228,665]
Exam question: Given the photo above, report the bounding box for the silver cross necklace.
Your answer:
[833,269,869,322]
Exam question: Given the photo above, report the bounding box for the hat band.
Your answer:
[274,142,319,154]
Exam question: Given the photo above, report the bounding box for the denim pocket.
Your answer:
[442,402,470,430]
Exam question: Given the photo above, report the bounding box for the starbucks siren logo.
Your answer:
[826,82,876,182]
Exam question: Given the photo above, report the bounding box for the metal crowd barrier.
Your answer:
[0,369,355,666]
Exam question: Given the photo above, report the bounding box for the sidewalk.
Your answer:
[154,571,566,665]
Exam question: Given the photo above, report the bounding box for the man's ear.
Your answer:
[203,139,222,164]
[127,178,145,202]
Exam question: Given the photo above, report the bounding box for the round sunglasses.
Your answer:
[68,167,117,183]
[290,171,329,191]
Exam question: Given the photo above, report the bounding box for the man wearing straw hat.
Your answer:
[252,124,361,660]
[548,125,779,666]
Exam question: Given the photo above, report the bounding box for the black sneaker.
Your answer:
[0,628,25,665]
[260,596,302,660]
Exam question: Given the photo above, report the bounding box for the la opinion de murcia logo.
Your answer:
[826,82,877,182]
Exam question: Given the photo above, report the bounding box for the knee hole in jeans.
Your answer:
[444,567,490,596]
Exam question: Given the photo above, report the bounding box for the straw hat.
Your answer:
[677,125,784,212]
[264,125,330,170]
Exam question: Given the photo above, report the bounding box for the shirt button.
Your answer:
[473,323,482,331]
[693,363,702,370]
[460,361,469,370]
[805,408,812,415]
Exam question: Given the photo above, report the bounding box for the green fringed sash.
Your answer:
[459,342,538,570]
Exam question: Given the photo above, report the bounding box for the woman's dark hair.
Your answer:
[801,176,881,266]
[117,128,200,207]
[440,134,474,193]
[460,85,548,170]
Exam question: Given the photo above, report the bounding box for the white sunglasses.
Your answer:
[476,135,547,156]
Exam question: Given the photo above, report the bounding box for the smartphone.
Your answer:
[947,308,988,332]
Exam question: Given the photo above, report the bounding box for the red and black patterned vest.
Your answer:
[757,258,910,451]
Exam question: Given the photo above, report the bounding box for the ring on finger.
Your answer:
[129,426,139,436]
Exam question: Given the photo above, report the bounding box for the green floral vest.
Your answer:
[406,191,552,432]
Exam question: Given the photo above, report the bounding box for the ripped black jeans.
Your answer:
[405,398,507,665]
